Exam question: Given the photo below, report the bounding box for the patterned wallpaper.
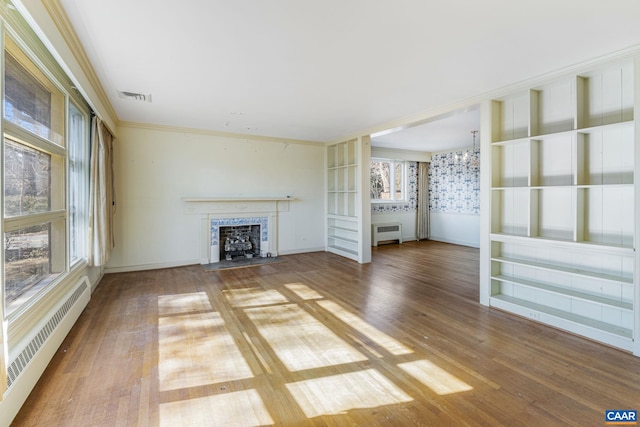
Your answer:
[370,152,480,215]
[371,161,417,213]
[428,148,480,214]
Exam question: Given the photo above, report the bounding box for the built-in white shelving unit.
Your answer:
[326,137,371,263]
[484,57,639,353]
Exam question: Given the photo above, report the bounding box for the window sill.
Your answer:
[5,273,61,318]
[6,261,90,357]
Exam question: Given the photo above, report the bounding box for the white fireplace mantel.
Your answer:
[183,196,293,202]
[182,196,294,215]
[183,196,295,264]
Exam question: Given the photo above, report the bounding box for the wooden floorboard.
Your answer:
[11,241,640,426]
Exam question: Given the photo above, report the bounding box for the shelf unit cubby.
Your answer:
[327,138,364,262]
[327,139,358,218]
[327,216,359,257]
[490,237,634,341]
[486,57,638,352]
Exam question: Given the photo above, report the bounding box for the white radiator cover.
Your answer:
[0,276,91,427]
[372,222,403,246]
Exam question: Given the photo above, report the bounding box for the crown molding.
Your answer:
[118,121,325,147]
[41,0,118,125]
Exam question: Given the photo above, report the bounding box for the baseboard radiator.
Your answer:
[1,276,91,427]
[372,222,403,246]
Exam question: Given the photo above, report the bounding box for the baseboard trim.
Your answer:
[104,259,201,274]
[104,248,331,273]
[428,236,480,248]
[278,247,325,256]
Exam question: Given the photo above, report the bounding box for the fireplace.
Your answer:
[220,224,261,261]
[210,216,270,263]
[182,196,289,265]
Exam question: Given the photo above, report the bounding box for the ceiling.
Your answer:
[370,107,480,152]
[57,0,640,151]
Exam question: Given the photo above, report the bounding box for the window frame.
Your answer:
[370,158,407,203]
[3,36,66,147]
[1,28,89,319]
[68,101,89,267]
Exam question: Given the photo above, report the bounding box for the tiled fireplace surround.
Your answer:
[212,217,269,262]
[182,197,290,264]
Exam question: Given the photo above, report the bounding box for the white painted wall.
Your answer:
[106,124,326,272]
[429,211,480,248]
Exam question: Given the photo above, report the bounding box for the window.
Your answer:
[4,38,65,146]
[69,103,89,265]
[370,159,405,201]
[4,139,52,216]
[3,36,71,315]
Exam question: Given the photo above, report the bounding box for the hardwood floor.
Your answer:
[12,241,640,426]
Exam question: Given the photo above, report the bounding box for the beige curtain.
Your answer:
[416,162,430,240]
[88,116,115,266]
[0,316,4,396]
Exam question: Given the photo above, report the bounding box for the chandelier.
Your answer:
[457,130,479,166]
[469,130,480,166]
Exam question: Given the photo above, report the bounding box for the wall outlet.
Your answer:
[528,312,540,320]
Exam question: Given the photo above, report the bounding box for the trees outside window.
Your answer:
[370,159,405,201]
[2,35,88,315]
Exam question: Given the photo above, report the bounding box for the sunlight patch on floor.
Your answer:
[159,389,273,427]
[223,287,289,307]
[398,359,473,395]
[245,303,367,371]
[158,292,211,316]
[317,300,413,356]
[284,282,324,300]
[286,369,413,418]
[158,309,253,391]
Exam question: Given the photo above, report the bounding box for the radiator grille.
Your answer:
[377,225,400,233]
[7,281,88,388]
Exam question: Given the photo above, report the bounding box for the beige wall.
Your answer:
[107,124,326,271]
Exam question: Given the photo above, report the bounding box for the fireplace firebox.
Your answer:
[220,225,261,261]
[209,215,270,264]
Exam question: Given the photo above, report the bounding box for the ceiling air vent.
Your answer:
[117,90,152,102]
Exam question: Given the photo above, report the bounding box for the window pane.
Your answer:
[4,138,51,216]
[4,220,64,313]
[69,104,87,263]
[370,160,391,200]
[4,39,65,145]
[394,162,403,200]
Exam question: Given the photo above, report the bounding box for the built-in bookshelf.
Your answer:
[486,58,638,352]
[328,139,358,218]
[327,139,361,260]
